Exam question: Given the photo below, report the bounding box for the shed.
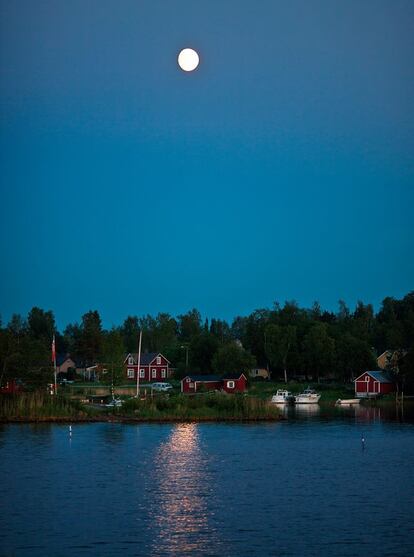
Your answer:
[354,370,394,398]
[181,375,223,394]
[181,373,247,394]
[222,373,248,393]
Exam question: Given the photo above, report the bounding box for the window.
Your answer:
[161,369,166,378]
[365,376,370,382]
[227,381,235,389]
[140,369,145,378]
[186,377,191,383]
[128,357,134,365]
[152,369,157,378]
[156,356,161,365]
[127,369,134,378]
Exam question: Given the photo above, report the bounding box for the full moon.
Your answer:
[178,48,199,72]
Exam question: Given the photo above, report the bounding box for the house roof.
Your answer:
[222,373,247,380]
[56,354,74,366]
[355,370,394,383]
[182,375,222,382]
[182,373,246,382]
[125,352,170,365]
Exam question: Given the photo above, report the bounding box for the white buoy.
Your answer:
[361,433,365,448]
[69,425,72,436]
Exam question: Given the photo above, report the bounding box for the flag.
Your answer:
[52,335,56,365]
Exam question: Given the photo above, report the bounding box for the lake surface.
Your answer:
[1,403,414,557]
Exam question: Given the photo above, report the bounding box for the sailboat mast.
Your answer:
[136,330,142,397]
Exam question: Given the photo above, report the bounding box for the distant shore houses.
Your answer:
[56,354,104,381]
[249,368,270,380]
[377,349,407,372]
[124,352,172,382]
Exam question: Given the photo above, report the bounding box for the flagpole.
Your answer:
[52,334,57,395]
[136,330,142,398]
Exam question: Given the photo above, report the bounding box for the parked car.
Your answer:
[151,382,173,392]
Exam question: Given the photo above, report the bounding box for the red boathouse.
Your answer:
[354,370,394,398]
[181,373,247,394]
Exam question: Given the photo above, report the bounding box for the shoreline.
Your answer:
[0,415,283,424]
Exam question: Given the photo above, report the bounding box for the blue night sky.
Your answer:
[1,0,413,328]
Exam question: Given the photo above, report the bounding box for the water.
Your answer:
[1,403,414,557]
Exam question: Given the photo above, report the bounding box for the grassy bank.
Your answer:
[0,392,96,421]
[118,393,282,421]
[0,391,282,422]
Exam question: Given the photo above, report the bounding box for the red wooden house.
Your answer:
[354,370,394,398]
[124,352,172,382]
[181,373,247,394]
[0,379,23,394]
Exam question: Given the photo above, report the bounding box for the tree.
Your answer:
[121,316,140,353]
[178,309,202,342]
[303,323,335,382]
[399,345,414,393]
[212,342,256,375]
[63,323,82,356]
[189,332,219,373]
[265,324,296,383]
[153,313,178,351]
[27,307,55,342]
[102,328,125,385]
[78,310,103,364]
[335,333,376,382]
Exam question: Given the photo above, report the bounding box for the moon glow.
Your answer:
[178,48,200,72]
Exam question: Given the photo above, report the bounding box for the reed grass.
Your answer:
[119,393,282,420]
[0,392,93,420]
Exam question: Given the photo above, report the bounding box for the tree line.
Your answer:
[1,291,414,388]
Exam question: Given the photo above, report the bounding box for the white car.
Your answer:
[151,382,173,392]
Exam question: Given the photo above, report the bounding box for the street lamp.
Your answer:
[180,345,189,368]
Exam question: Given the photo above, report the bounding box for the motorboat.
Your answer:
[294,387,321,404]
[336,398,360,405]
[105,397,123,408]
[271,389,294,404]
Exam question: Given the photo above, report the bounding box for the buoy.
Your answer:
[69,425,72,436]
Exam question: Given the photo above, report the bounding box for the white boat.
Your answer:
[105,397,123,408]
[295,387,321,404]
[336,398,360,405]
[271,389,294,404]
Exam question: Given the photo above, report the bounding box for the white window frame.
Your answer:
[161,369,166,378]
[140,369,145,378]
[152,368,157,378]
[127,368,134,378]
[227,381,235,389]
[156,356,161,365]
[128,357,134,365]
[365,376,370,382]
[186,377,191,383]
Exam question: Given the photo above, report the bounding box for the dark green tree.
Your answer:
[303,323,335,381]
[212,342,256,375]
[78,310,103,364]
[265,324,297,383]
